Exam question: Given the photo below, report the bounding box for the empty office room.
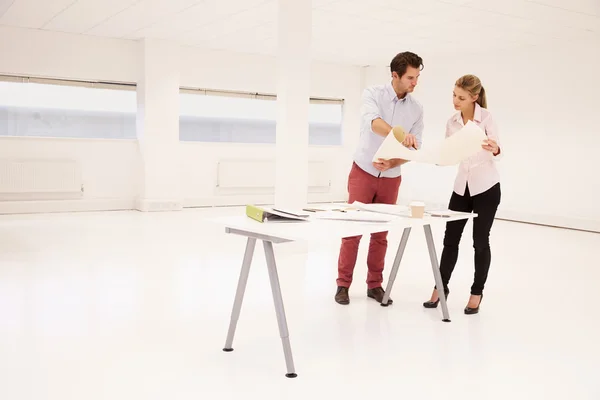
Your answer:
[1,0,599,399]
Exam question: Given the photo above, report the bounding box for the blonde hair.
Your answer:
[455,74,487,109]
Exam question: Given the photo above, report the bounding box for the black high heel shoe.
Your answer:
[423,288,449,309]
[464,294,483,315]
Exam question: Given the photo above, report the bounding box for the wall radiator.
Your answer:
[216,159,331,191]
[0,159,83,200]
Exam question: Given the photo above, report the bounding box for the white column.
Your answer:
[135,39,181,212]
[274,0,312,209]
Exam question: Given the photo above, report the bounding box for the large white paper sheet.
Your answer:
[373,120,487,166]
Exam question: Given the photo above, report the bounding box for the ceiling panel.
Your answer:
[87,0,200,37]
[0,0,75,28]
[42,0,139,33]
[316,0,377,15]
[423,20,492,40]
[180,1,276,44]
[318,0,460,33]
[468,0,600,31]
[357,9,446,33]
[0,0,16,19]
[311,0,343,8]
[312,9,382,33]
[0,0,597,66]
[530,21,600,45]
[128,0,269,40]
[525,0,600,16]
[126,1,231,39]
[439,0,475,4]
[442,6,537,31]
[386,0,460,14]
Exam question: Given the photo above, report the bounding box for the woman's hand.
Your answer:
[482,138,500,155]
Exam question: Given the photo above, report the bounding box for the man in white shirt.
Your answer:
[335,51,424,305]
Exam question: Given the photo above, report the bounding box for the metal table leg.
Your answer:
[223,237,257,352]
[381,227,411,306]
[423,224,451,322]
[263,240,297,378]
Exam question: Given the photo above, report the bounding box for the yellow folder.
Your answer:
[245,205,309,223]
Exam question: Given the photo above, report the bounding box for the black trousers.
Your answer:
[438,182,501,296]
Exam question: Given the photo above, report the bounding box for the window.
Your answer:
[179,89,343,145]
[0,76,137,140]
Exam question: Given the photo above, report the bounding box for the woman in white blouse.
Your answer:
[423,74,502,315]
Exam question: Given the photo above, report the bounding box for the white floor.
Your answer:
[0,206,599,400]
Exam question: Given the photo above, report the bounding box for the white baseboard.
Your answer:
[495,210,600,233]
[183,194,346,208]
[0,196,344,214]
[135,199,183,212]
[0,198,135,214]
[398,195,599,233]
[184,195,273,208]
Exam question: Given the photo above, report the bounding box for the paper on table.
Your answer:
[312,209,395,223]
[373,120,487,166]
[351,201,411,217]
[353,201,472,219]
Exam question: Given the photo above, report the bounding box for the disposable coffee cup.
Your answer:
[410,201,425,218]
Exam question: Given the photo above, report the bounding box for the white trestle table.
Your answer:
[210,209,476,378]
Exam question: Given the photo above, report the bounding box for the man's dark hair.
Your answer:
[390,52,423,78]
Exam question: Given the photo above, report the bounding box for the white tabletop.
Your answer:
[208,211,477,243]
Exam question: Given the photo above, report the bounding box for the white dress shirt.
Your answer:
[353,82,424,178]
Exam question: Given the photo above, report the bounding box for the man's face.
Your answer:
[392,66,420,95]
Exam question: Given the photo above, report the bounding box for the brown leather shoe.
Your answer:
[367,287,393,304]
[335,286,349,305]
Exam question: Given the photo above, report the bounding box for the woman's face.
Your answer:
[453,85,477,111]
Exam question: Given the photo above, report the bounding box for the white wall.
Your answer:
[6,26,595,232]
[364,43,600,232]
[178,48,363,207]
[0,137,140,213]
[0,26,363,213]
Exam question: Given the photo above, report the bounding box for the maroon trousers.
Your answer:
[337,163,402,289]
